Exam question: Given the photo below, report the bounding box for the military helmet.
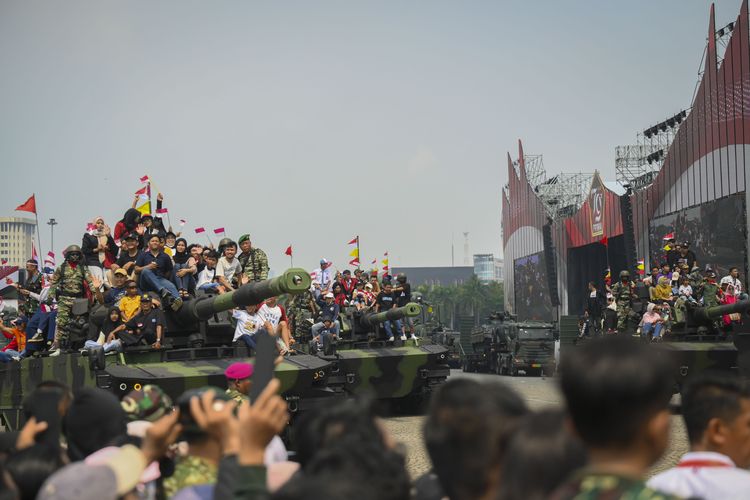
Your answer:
[218,237,232,248]
[397,273,407,283]
[619,270,630,279]
[64,245,82,262]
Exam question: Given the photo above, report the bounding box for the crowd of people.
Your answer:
[1,198,418,362]
[581,239,746,340]
[2,336,750,499]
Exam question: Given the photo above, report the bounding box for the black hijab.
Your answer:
[101,306,123,336]
[173,238,190,264]
[121,209,141,231]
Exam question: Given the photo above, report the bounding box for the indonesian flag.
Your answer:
[349,258,360,267]
[44,252,55,274]
[179,219,187,226]
[156,208,168,214]
[134,186,148,196]
[285,245,293,257]
[0,266,20,294]
[140,175,150,183]
[213,227,225,235]
[15,194,36,214]
[347,236,358,245]
[662,232,674,241]
[195,227,206,234]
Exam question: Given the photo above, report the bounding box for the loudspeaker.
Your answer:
[542,223,561,307]
[619,192,637,274]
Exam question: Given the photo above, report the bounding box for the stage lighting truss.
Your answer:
[520,154,593,220]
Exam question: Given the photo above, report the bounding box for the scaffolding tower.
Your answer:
[516,154,594,220]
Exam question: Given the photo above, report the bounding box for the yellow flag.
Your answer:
[136,201,151,215]
[349,248,359,258]
[382,258,389,266]
[663,244,671,251]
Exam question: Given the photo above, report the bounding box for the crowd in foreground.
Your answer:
[1,336,750,499]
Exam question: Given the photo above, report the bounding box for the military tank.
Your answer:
[310,303,450,406]
[660,299,750,389]
[0,269,341,429]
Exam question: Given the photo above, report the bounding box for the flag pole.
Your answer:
[356,236,361,271]
[33,195,43,264]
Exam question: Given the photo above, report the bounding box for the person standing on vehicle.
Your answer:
[610,271,635,334]
[584,281,606,336]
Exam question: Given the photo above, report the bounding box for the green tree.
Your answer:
[417,278,504,327]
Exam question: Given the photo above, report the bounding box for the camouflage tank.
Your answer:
[661,299,750,388]
[312,303,450,404]
[0,269,339,429]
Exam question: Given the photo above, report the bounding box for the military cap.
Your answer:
[121,384,173,422]
[140,293,152,302]
[225,362,253,380]
[238,234,251,244]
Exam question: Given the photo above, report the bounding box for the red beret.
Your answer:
[224,362,253,380]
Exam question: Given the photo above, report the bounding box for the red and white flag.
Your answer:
[44,252,55,273]
[662,232,674,241]
[179,219,187,227]
[284,245,293,257]
[0,266,20,294]
[156,208,168,214]
[140,175,150,183]
[194,227,206,234]
[213,227,225,235]
[347,236,358,245]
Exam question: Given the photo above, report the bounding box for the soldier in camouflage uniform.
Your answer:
[121,384,173,422]
[702,272,721,307]
[19,259,43,316]
[237,234,269,283]
[287,288,318,340]
[609,270,635,334]
[47,245,102,353]
[224,361,253,403]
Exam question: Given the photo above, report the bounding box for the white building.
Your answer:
[473,254,503,282]
[0,217,35,266]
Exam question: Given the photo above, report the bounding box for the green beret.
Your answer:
[238,234,250,244]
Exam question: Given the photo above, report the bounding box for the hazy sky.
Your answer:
[0,1,728,273]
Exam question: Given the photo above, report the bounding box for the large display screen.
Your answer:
[513,251,554,321]
[649,193,747,278]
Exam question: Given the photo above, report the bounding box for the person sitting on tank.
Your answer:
[652,276,674,305]
[648,373,750,498]
[720,266,748,301]
[118,280,142,322]
[122,294,165,349]
[332,283,348,308]
[215,239,242,291]
[135,233,183,312]
[82,306,124,355]
[312,315,337,352]
[721,284,741,328]
[638,303,665,341]
[312,292,341,339]
[196,249,226,295]
[103,268,129,307]
[259,296,294,353]
[338,269,358,300]
[351,282,368,311]
[375,282,403,342]
[232,302,268,351]
[0,316,27,362]
[172,237,198,299]
[392,273,417,340]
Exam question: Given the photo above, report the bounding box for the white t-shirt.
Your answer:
[216,257,241,284]
[232,309,264,342]
[720,275,743,296]
[196,266,217,288]
[647,451,750,500]
[678,284,693,297]
[258,303,285,327]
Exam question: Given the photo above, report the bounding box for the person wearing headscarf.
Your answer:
[172,238,197,297]
[81,216,117,288]
[652,276,674,302]
[114,208,142,243]
[83,306,125,354]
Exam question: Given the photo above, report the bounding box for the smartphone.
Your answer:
[249,332,276,402]
[27,389,63,449]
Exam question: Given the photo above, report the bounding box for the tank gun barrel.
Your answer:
[361,303,421,328]
[174,268,311,323]
[693,300,750,323]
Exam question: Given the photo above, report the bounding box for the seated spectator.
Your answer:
[312,315,337,352]
[124,295,165,349]
[722,284,740,327]
[172,238,197,298]
[678,276,696,304]
[81,216,117,288]
[83,306,124,354]
[135,234,182,311]
[119,280,142,322]
[111,232,140,280]
[551,337,676,499]
[375,282,401,341]
[648,373,750,499]
[0,317,26,362]
[232,303,267,351]
[351,282,368,311]
[188,243,204,273]
[676,241,697,270]
[643,266,660,287]
[104,268,129,307]
[363,282,376,307]
[369,274,381,295]
[653,276,674,303]
[721,267,747,300]
[657,262,672,281]
[196,250,225,294]
[339,269,357,299]
[22,285,57,351]
[164,231,177,257]
[312,292,340,339]
[258,296,293,352]
[216,241,242,291]
[332,283,348,307]
[421,378,528,500]
[498,409,587,500]
[639,303,664,341]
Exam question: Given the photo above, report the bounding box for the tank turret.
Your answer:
[692,300,750,324]
[358,303,421,330]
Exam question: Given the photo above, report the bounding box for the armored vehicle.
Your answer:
[461,313,557,376]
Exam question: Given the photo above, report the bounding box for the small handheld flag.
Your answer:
[213,227,225,235]
[347,236,358,245]
[194,227,206,234]
[140,175,150,183]
[156,208,168,214]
